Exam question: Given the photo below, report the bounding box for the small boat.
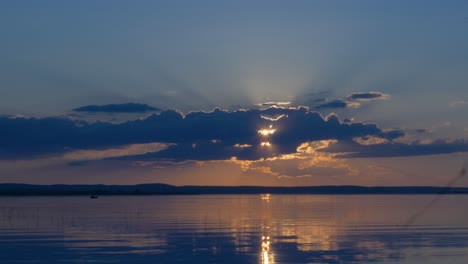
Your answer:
[90,194,98,199]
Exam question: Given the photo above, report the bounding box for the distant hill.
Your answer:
[1,183,468,196]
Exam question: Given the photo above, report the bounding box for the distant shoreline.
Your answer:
[1,183,468,196]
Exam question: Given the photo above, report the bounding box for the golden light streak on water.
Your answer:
[261,234,273,264]
[261,194,271,202]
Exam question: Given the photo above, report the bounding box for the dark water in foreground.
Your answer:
[1,195,468,264]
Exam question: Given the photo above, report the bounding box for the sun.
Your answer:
[258,125,276,136]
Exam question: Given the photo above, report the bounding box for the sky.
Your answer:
[1,0,468,186]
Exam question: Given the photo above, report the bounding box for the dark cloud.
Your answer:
[347,92,389,101]
[113,107,402,161]
[295,91,389,111]
[378,130,405,140]
[0,107,400,160]
[73,103,160,113]
[292,90,332,107]
[320,139,468,158]
[315,100,348,110]
[416,128,431,134]
[7,106,467,162]
[110,141,269,162]
[312,97,327,103]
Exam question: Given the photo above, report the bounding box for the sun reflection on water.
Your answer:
[261,194,271,202]
[261,235,271,264]
[260,194,275,264]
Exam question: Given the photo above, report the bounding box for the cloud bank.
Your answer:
[0,107,402,160]
[73,103,160,113]
[320,139,468,158]
[3,105,466,163]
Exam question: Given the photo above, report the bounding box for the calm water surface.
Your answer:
[1,194,468,263]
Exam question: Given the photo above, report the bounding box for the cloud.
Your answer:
[415,128,431,134]
[0,107,401,160]
[63,142,171,161]
[315,100,361,110]
[107,109,404,162]
[320,139,468,158]
[449,100,468,108]
[110,141,254,162]
[73,103,160,113]
[297,91,389,111]
[235,157,355,179]
[257,102,291,107]
[346,92,390,101]
[260,114,288,121]
[293,90,333,107]
[212,140,361,180]
[315,100,348,110]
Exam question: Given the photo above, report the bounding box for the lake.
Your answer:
[1,194,468,263]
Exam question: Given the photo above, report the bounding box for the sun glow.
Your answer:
[258,125,276,136]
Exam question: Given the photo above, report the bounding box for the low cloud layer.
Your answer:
[73,103,160,113]
[0,107,402,160]
[320,139,468,158]
[3,106,466,163]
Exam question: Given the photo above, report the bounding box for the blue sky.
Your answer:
[1,1,467,186]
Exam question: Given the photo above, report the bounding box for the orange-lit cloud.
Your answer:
[353,136,389,145]
[63,142,171,161]
[226,140,359,180]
